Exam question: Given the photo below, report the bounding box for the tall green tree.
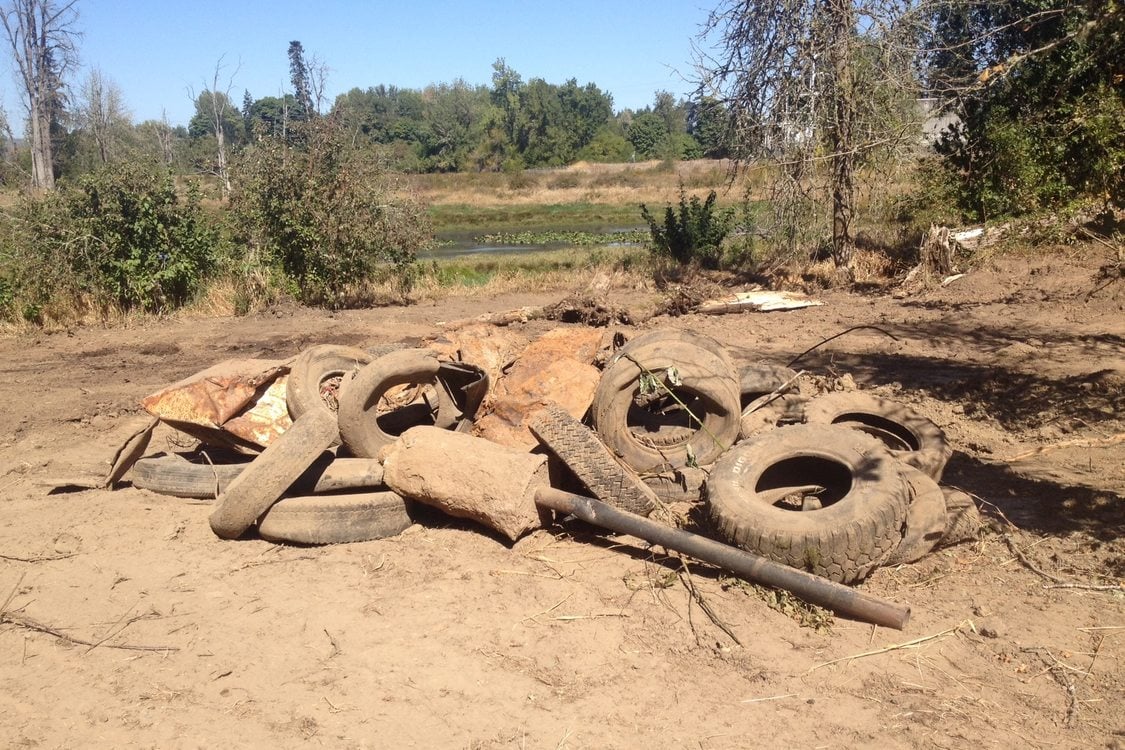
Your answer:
[288,40,314,120]
[626,112,671,159]
[418,80,488,171]
[688,96,731,158]
[490,58,523,153]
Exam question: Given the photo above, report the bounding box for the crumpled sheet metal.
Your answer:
[426,324,528,416]
[473,328,606,450]
[141,358,294,450]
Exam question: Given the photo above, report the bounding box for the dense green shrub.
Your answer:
[640,188,734,269]
[229,121,432,307]
[71,164,218,310]
[931,0,1124,219]
[0,160,218,322]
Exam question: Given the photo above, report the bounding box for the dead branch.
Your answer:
[741,370,807,417]
[999,433,1125,462]
[809,620,970,671]
[786,326,900,368]
[438,306,543,330]
[0,552,75,563]
[1,611,178,652]
[1000,538,1119,591]
[1002,534,1066,584]
[676,556,743,647]
[1045,583,1124,592]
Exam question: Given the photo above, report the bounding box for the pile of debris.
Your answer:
[117,324,981,629]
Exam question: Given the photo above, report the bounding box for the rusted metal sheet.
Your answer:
[141,358,294,450]
[426,324,528,418]
[474,328,604,449]
[223,375,292,447]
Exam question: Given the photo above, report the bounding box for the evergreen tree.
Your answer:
[288,40,314,120]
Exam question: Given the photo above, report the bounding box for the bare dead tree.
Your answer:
[77,67,130,164]
[306,52,330,116]
[695,0,922,275]
[0,102,17,162]
[155,109,173,165]
[191,57,240,198]
[0,0,80,190]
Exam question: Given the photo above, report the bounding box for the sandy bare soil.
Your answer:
[1,252,1122,749]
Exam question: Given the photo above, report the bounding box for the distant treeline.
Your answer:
[0,58,729,187]
[217,59,729,173]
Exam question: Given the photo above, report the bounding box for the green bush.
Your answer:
[640,187,734,269]
[0,160,218,322]
[71,164,218,310]
[229,121,433,307]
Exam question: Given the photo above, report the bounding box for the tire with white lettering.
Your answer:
[706,423,909,583]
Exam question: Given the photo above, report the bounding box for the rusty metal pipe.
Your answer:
[535,487,911,630]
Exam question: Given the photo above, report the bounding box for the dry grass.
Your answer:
[409,265,650,303]
[410,159,765,209]
[409,245,652,302]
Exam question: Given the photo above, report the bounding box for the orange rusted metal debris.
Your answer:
[141,358,293,451]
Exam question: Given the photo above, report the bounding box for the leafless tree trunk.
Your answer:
[198,58,239,198]
[826,0,857,273]
[695,0,920,275]
[156,109,174,165]
[78,67,129,164]
[0,0,78,191]
[0,103,17,162]
[306,53,330,115]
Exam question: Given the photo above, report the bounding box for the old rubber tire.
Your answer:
[706,423,909,583]
[641,465,709,504]
[739,393,808,440]
[209,409,339,539]
[528,403,657,516]
[337,349,443,458]
[133,454,385,499]
[739,363,799,409]
[592,329,740,473]
[803,392,952,481]
[287,344,373,421]
[885,465,947,565]
[939,487,981,547]
[257,491,414,545]
[133,454,249,498]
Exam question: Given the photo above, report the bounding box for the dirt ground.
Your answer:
[1,251,1122,749]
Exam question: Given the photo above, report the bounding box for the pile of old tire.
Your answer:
[563,328,979,584]
[708,381,978,582]
[134,343,486,545]
[586,329,742,504]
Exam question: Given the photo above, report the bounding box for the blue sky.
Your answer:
[2,0,715,129]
